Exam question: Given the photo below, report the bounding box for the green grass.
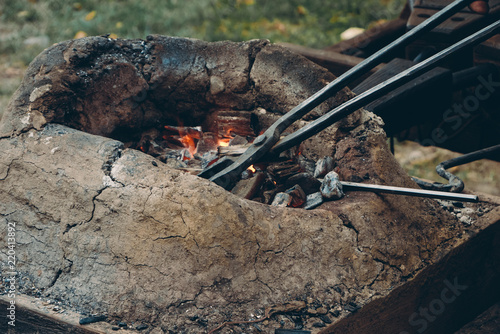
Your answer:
[0,0,405,65]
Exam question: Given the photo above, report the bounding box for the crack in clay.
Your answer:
[153,235,188,241]
[246,41,268,92]
[64,185,109,234]
[100,142,125,187]
[0,158,18,181]
[373,257,404,275]
[47,268,63,289]
[338,213,360,247]
[121,253,170,277]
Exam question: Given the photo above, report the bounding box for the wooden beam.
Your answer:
[319,205,500,334]
[325,18,408,58]
[0,294,124,334]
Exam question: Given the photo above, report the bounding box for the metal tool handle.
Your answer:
[203,0,475,189]
[341,181,479,202]
[269,0,473,136]
[270,18,500,154]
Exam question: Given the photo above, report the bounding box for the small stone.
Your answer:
[272,192,292,207]
[298,155,316,175]
[319,314,332,324]
[200,151,218,169]
[197,318,208,327]
[304,192,323,210]
[316,307,328,315]
[330,309,340,317]
[136,324,149,330]
[345,302,359,313]
[306,297,314,304]
[307,308,317,315]
[79,315,107,325]
[210,76,225,95]
[112,327,120,331]
[241,169,253,180]
[118,322,127,327]
[460,215,472,225]
[312,322,326,328]
[252,323,263,332]
[263,189,279,204]
[320,171,344,200]
[314,156,334,178]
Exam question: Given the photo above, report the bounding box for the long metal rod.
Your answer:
[261,0,472,135]
[413,143,500,192]
[270,18,500,155]
[341,181,479,202]
[203,0,473,188]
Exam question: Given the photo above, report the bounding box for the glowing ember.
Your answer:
[180,134,197,157]
[218,139,231,147]
[248,165,256,173]
[160,125,202,159]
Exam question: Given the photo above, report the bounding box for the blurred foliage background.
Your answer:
[0,0,405,122]
[1,0,498,195]
[0,0,405,65]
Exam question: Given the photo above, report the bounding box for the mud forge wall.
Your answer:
[0,36,498,333]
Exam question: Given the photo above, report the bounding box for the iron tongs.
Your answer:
[199,0,498,202]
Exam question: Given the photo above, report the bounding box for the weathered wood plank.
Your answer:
[0,295,109,334]
[352,58,452,135]
[325,19,408,58]
[319,205,500,334]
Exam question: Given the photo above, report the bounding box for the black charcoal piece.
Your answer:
[275,329,311,334]
[285,173,321,195]
[304,192,323,210]
[319,314,332,324]
[136,323,149,330]
[79,315,107,325]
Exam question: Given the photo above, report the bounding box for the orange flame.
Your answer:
[180,134,197,157]
[218,138,231,147]
[248,165,256,173]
